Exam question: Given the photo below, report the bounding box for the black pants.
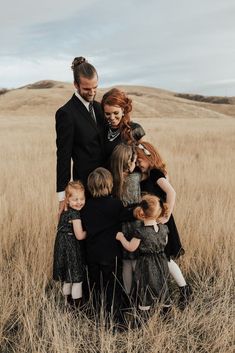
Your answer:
[87,259,123,319]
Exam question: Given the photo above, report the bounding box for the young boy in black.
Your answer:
[81,167,126,321]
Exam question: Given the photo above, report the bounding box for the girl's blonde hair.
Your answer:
[136,141,167,175]
[65,180,85,199]
[134,194,168,221]
[110,143,137,202]
[87,167,113,197]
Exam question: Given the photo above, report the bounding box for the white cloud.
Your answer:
[0,56,72,88]
[1,0,235,95]
[0,0,97,27]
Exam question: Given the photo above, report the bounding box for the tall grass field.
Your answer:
[0,110,234,352]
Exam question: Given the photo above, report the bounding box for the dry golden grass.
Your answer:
[0,84,234,352]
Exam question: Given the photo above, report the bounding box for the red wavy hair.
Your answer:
[136,141,167,175]
[101,88,134,143]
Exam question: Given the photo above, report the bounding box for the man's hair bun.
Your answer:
[71,57,87,70]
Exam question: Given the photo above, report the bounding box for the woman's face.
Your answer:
[104,104,124,128]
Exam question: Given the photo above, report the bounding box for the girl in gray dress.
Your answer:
[116,194,171,312]
[110,143,142,295]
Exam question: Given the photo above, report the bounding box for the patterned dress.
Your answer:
[134,224,171,307]
[53,207,84,283]
[122,171,142,260]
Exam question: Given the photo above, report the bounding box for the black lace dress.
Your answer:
[140,168,185,259]
[134,224,171,307]
[53,207,84,283]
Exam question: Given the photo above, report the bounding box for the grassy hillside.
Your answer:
[0,83,234,352]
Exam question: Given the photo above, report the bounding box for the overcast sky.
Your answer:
[1,0,235,95]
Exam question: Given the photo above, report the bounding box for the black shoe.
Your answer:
[66,294,73,306]
[178,284,192,310]
[160,305,172,320]
[66,295,82,311]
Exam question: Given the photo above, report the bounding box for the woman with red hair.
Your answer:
[101,88,145,160]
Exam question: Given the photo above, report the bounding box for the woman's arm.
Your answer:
[116,232,140,252]
[157,177,176,217]
[72,219,87,240]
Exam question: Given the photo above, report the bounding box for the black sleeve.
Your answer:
[150,168,165,183]
[120,205,136,222]
[131,122,146,141]
[69,209,81,221]
[133,227,143,240]
[55,109,74,192]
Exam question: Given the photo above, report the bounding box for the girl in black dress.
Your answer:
[116,194,171,313]
[53,181,87,306]
[136,141,192,309]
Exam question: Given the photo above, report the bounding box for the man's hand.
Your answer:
[58,200,66,219]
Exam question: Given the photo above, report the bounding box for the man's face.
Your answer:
[75,75,98,102]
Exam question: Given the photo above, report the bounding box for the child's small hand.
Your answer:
[116,232,124,241]
[158,216,169,224]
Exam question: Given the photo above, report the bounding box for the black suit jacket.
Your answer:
[56,94,106,192]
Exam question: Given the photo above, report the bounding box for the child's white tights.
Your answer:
[123,259,187,293]
[62,282,83,299]
[168,259,187,287]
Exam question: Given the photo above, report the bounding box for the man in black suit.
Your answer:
[56,56,106,213]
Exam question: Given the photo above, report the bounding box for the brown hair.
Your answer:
[110,143,137,203]
[134,194,168,221]
[136,141,167,175]
[101,88,134,143]
[71,56,98,84]
[87,167,113,197]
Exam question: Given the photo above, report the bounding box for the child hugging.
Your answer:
[116,194,171,313]
[110,143,142,296]
[53,181,86,307]
[81,167,124,321]
[136,141,192,309]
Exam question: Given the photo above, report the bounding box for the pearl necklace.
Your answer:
[107,127,120,141]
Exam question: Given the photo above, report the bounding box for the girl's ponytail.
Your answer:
[158,201,169,220]
[133,206,145,220]
[134,194,168,221]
